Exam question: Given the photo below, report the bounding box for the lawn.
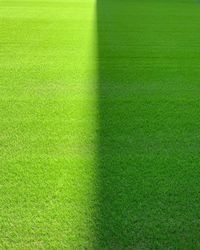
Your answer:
[1,0,200,249]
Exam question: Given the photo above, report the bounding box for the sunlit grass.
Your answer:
[0,0,98,248]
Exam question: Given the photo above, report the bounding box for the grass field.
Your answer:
[1,0,200,249]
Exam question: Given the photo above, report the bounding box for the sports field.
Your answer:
[1,0,200,249]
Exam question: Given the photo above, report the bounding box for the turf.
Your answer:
[1,0,200,249]
[97,0,200,249]
[0,0,98,248]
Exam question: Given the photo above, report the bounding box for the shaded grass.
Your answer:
[97,0,200,249]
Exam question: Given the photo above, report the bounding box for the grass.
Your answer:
[97,0,200,249]
[0,0,98,248]
[1,0,200,249]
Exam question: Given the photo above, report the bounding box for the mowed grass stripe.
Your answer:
[0,0,98,249]
[97,0,200,249]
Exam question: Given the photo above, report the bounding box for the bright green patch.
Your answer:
[0,0,98,249]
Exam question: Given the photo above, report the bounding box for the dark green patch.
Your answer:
[97,0,200,249]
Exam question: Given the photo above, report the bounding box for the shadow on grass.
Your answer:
[97,1,153,248]
[97,0,200,248]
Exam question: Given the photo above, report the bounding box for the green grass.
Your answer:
[0,0,98,248]
[1,0,200,249]
[97,0,200,249]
